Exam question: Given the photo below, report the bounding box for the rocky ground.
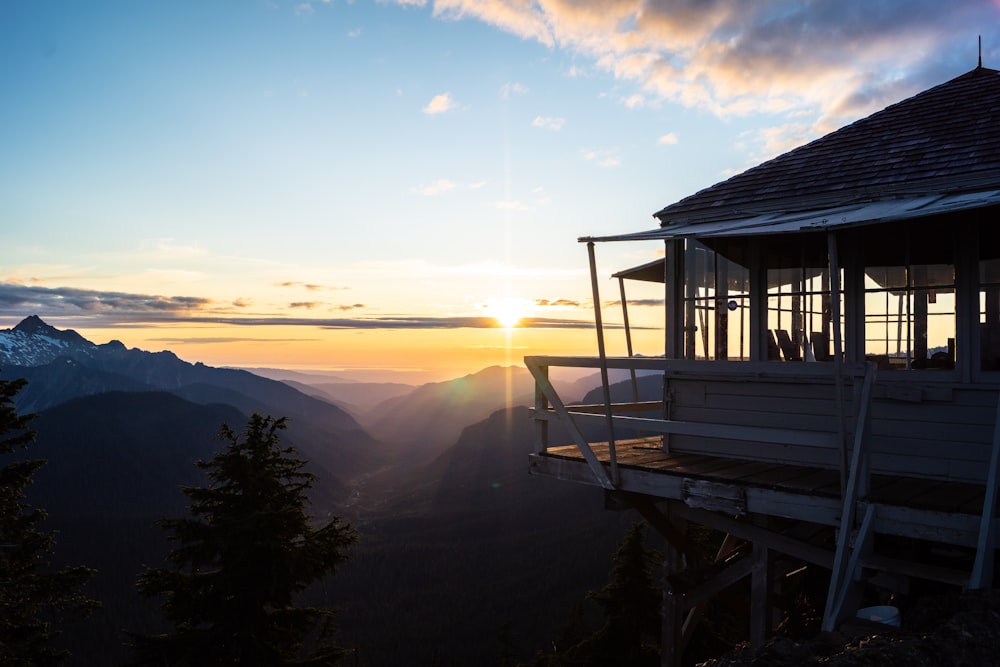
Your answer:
[700,590,1000,666]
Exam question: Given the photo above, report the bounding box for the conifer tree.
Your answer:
[539,522,660,667]
[0,376,98,665]
[130,413,358,666]
[585,522,661,663]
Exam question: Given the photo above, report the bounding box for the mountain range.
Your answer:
[0,315,636,666]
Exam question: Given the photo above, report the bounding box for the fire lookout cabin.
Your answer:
[526,66,1000,663]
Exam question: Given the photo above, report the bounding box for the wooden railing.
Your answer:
[526,355,870,489]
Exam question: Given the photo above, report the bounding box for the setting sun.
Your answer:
[483,297,532,328]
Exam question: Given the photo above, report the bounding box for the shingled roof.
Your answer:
[653,66,1000,228]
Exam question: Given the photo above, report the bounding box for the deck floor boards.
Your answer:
[538,438,989,517]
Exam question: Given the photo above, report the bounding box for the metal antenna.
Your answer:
[980,35,983,69]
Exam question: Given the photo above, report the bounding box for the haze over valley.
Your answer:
[0,316,637,665]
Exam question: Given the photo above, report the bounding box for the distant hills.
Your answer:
[0,316,381,491]
[0,315,638,666]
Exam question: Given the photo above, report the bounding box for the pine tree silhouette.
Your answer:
[0,376,97,665]
[129,413,357,666]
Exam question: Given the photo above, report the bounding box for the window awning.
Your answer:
[581,189,1000,243]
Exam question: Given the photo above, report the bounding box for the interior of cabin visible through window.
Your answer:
[683,240,750,361]
[678,221,969,369]
[862,221,955,371]
[980,223,1000,371]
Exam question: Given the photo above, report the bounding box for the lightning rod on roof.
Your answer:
[979,35,983,69]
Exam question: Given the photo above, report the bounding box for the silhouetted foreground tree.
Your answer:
[129,413,358,666]
[537,522,661,666]
[0,376,97,665]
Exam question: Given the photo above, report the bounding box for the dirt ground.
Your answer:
[699,589,1000,666]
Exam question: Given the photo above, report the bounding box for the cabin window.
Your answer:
[979,225,1000,371]
[863,224,955,370]
[683,240,750,360]
[765,238,840,362]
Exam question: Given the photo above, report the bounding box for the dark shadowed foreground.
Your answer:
[702,590,1000,666]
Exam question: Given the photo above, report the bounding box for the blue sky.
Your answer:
[2,1,997,379]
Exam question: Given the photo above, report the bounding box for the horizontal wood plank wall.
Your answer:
[663,375,1000,484]
[666,377,853,469]
[868,386,999,484]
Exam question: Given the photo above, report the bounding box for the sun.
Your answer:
[483,297,531,329]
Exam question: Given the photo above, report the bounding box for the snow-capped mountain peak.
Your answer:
[0,316,98,367]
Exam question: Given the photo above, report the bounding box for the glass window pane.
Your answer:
[683,241,750,360]
[863,225,955,371]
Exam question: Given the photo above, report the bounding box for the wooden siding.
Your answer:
[664,375,855,469]
[867,385,999,483]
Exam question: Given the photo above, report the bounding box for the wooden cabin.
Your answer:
[526,66,1000,663]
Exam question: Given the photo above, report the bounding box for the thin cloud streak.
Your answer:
[0,283,597,331]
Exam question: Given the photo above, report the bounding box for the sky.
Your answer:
[2,1,997,382]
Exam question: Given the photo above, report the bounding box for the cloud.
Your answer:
[348,28,361,37]
[626,298,665,307]
[581,148,621,168]
[535,298,582,308]
[623,94,645,109]
[491,199,528,210]
[0,282,213,315]
[500,82,528,98]
[411,179,459,195]
[532,116,566,131]
[294,2,314,16]
[275,281,347,291]
[422,92,457,114]
[0,282,598,331]
[657,132,678,146]
[289,301,323,309]
[406,0,998,136]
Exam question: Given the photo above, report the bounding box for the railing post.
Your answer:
[533,362,550,454]
[588,241,619,487]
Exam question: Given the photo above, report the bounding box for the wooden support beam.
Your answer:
[970,393,1000,589]
[670,504,834,569]
[825,504,875,631]
[751,543,773,647]
[616,492,699,563]
[823,363,875,631]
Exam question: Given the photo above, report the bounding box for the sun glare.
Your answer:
[484,297,531,328]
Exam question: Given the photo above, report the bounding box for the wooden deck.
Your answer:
[530,437,994,548]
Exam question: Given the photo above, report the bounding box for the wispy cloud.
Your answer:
[410,179,459,196]
[500,82,528,98]
[422,92,457,114]
[581,148,621,168]
[532,116,566,131]
[491,199,528,210]
[0,282,213,314]
[657,132,678,146]
[411,0,998,135]
[275,281,347,291]
[623,94,645,109]
[535,298,582,308]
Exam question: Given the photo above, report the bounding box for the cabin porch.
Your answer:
[526,355,1000,664]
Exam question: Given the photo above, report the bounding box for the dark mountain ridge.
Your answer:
[0,316,384,488]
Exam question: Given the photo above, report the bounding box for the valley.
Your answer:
[0,316,636,666]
